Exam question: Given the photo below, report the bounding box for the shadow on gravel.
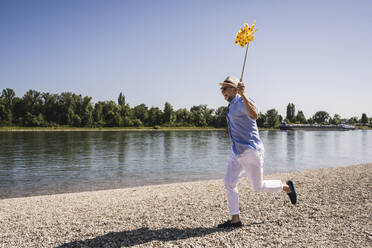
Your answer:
[57,226,237,247]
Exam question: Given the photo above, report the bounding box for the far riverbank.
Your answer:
[1,126,370,132]
[0,126,225,132]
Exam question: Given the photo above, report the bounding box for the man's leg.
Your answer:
[240,149,283,193]
[242,149,297,204]
[224,152,243,221]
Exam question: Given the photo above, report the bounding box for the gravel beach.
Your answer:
[1,164,371,248]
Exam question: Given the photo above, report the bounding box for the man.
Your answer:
[217,76,297,228]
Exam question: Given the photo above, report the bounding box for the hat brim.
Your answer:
[219,82,237,88]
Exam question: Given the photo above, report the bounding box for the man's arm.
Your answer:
[237,82,258,120]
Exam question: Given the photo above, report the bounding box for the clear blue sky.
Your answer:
[1,0,371,118]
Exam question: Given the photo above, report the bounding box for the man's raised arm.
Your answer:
[237,82,258,120]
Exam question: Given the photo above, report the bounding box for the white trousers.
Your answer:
[224,148,283,215]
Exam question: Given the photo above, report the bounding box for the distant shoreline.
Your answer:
[0,126,370,132]
[0,126,278,132]
[0,126,226,132]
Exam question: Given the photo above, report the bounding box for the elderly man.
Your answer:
[217,76,297,228]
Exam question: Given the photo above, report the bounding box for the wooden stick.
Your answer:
[240,43,249,82]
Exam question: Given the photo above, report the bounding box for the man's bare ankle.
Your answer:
[283,185,291,193]
[231,215,240,223]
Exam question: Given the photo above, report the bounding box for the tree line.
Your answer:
[278,103,371,127]
[0,88,370,128]
[0,88,227,128]
[257,103,371,128]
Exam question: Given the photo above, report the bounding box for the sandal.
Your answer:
[217,220,243,228]
[286,180,297,205]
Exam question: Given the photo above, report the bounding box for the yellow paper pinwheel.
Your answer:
[235,20,258,82]
[235,21,257,48]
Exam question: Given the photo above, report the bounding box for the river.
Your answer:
[0,130,371,198]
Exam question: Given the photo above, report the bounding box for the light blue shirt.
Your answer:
[227,94,263,154]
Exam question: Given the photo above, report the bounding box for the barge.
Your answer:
[279,123,355,131]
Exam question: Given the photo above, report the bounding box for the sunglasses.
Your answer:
[220,86,233,91]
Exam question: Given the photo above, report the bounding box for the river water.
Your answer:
[1,130,371,198]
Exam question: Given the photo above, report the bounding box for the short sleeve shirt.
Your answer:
[226,94,263,154]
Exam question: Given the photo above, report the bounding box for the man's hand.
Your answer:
[237,82,245,96]
[237,81,259,119]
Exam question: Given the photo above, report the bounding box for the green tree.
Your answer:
[175,108,192,126]
[190,105,212,127]
[266,109,280,128]
[206,108,215,126]
[12,97,23,125]
[307,117,314,124]
[24,112,45,126]
[214,106,228,128]
[330,114,341,125]
[93,102,105,127]
[286,103,295,123]
[347,116,358,125]
[57,92,82,126]
[163,102,176,126]
[41,93,59,126]
[361,113,368,125]
[2,88,15,107]
[118,92,125,107]
[1,88,16,124]
[101,101,122,127]
[256,112,266,128]
[22,90,45,126]
[313,111,330,124]
[77,96,93,127]
[295,110,307,124]
[132,118,143,127]
[133,104,149,125]
[119,102,132,127]
[148,107,163,126]
[0,97,7,125]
